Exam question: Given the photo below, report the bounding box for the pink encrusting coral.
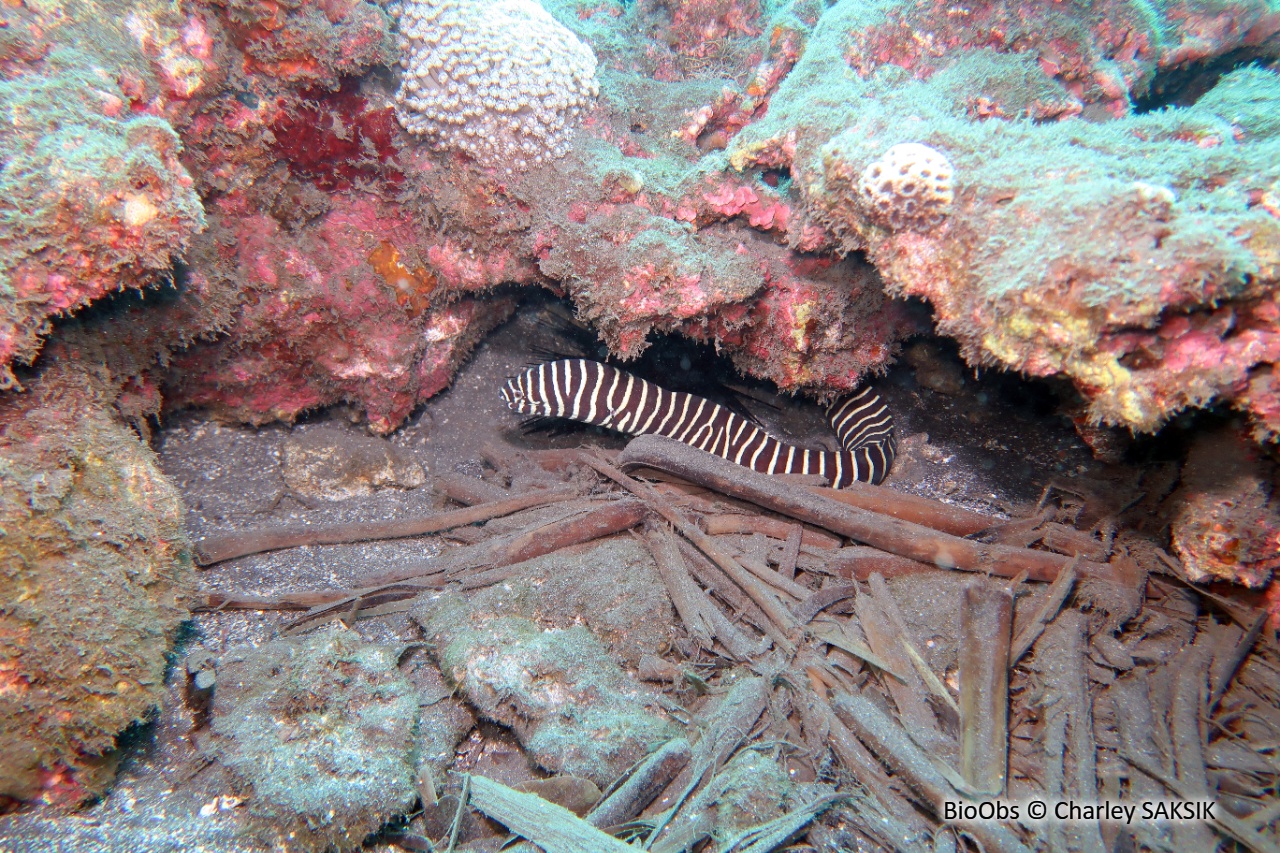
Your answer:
[155,0,1279,434]
[205,0,394,87]
[661,0,763,58]
[839,0,1280,117]
[0,61,205,389]
[1,0,1277,436]
[723,0,1280,436]
[164,194,514,433]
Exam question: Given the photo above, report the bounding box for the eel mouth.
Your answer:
[500,380,518,404]
[501,377,532,413]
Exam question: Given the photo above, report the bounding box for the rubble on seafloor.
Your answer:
[0,0,1279,846]
[0,309,1275,852]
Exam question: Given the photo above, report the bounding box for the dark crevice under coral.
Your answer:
[1133,51,1276,113]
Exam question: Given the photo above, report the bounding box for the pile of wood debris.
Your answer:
[191,433,1280,853]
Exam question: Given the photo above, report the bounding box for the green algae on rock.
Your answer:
[206,625,421,852]
[416,590,680,788]
[729,3,1280,435]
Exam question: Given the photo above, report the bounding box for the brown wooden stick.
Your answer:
[778,523,803,580]
[193,488,577,565]
[435,473,512,507]
[586,738,691,830]
[618,436,1114,583]
[1010,558,1078,663]
[639,525,758,657]
[677,540,775,648]
[984,513,1106,560]
[581,453,799,646]
[856,578,951,755]
[959,579,1013,798]
[732,552,812,601]
[797,680,936,845]
[793,584,859,625]
[1122,750,1280,853]
[447,499,648,582]
[822,546,938,580]
[832,693,1032,853]
[809,479,996,537]
[271,500,646,631]
[701,514,842,551]
[199,591,360,611]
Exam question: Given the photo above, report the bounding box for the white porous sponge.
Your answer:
[857,143,955,231]
[394,0,599,172]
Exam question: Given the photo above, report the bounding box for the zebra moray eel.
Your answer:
[501,358,896,486]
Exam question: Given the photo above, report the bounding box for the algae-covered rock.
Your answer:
[430,537,675,666]
[1170,427,1280,588]
[415,593,680,788]
[730,10,1280,436]
[0,367,194,809]
[206,625,421,852]
[0,50,205,389]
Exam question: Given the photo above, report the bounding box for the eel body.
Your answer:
[501,359,896,486]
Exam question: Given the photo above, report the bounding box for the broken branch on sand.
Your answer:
[193,487,578,565]
[958,579,1013,798]
[581,453,800,647]
[618,436,1115,583]
[205,498,647,631]
[810,479,995,537]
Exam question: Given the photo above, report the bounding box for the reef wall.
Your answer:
[3,0,1278,433]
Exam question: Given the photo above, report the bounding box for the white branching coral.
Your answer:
[857,143,955,231]
[394,0,599,172]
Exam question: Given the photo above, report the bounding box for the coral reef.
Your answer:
[0,0,1277,438]
[162,193,516,433]
[207,626,420,851]
[795,64,1280,433]
[726,0,1280,434]
[204,0,394,88]
[394,0,600,171]
[0,55,205,389]
[0,365,193,809]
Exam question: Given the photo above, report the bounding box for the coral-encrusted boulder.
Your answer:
[1169,427,1280,589]
[0,57,205,389]
[163,193,517,433]
[207,626,421,852]
[0,366,194,809]
[720,0,1280,437]
[204,0,394,88]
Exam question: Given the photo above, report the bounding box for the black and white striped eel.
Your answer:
[501,359,896,486]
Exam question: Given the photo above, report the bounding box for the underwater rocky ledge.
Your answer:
[1,0,1279,848]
